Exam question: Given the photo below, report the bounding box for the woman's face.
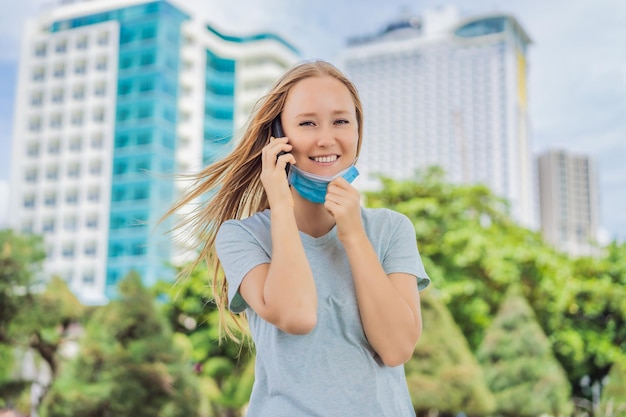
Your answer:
[280,75,359,177]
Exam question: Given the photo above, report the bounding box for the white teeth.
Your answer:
[313,155,337,163]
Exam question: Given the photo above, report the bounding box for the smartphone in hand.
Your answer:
[272,117,290,175]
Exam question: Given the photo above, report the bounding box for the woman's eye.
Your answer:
[299,121,315,126]
[335,119,349,125]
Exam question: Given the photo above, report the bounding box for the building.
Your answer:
[337,6,535,227]
[8,0,299,304]
[537,149,600,257]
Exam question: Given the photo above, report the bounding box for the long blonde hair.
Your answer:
[164,60,364,341]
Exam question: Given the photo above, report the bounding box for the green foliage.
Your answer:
[0,230,46,342]
[154,265,254,416]
[599,360,626,417]
[365,169,626,400]
[406,290,495,417]
[477,287,572,417]
[41,272,201,417]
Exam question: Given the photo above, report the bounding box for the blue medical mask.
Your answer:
[288,164,360,204]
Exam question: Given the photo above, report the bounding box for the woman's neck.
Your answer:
[291,189,336,238]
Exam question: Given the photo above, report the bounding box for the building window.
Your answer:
[63,216,77,231]
[82,271,95,284]
[44,192,57,207]
[31,92,44,106]
[97,32,109,46]
[93,108,105,123]
[139,80,153,92]
[132,242,146,255]
[74,60,87,75]
[32,67,45,81]
[62,244,75,258]
[140,53,155,66]
[26,142,40,157]
[69,136,82,152]
[51,88,64,104]
[84,242,97,256]
[23,195,36,208]
[71,111,84,126]
[46,165,59,180]
[95,57,108,71]
[67,163,80,178]
[48,139,61,154]
[55,40,67,54]
[50,114,63,129]
[73,85,85,100]
[21,221,34,234]
[25,168,38,183]
[89,160,102,176]
[29,117,42,132]
[114,161,127,175]
[66,189,79,204]
[94,81,106,96]
[76,36,88,49]
[118,80,132,95]
[86,215,98,229]
[137,132,151,145]
[34,43,47,57]
[91,133,103,149]
[43,219,55,233]
[53,63,66,78]
[87,187,100,202]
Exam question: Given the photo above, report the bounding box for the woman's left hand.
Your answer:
[324,177,364,243]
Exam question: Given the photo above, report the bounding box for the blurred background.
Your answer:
[0,0,625,416]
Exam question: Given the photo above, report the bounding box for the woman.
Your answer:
[167,60,430,416]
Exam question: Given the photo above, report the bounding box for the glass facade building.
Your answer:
[9,0,299,304]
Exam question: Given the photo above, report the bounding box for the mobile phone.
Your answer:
[272,117,290,175]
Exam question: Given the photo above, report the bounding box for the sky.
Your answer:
[0,0,624,240]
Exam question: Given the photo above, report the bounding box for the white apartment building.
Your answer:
[9,0,299,304]
[337,6,535,227]
[538,150,600,257]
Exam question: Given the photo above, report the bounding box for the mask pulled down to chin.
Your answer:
[287,164,359,204]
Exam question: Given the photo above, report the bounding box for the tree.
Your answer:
[405,289,495,417]
[599,360,626,417]
[477,287,572,417]
[364,169,626,400]
[154,264,254,417]
[41,272,201,417]
[0,230,46,410]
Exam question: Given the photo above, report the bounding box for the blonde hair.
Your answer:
[163,60,364,341]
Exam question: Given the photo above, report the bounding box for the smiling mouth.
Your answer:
[310,155,338,163]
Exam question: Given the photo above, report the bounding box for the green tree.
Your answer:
[155,264,254,417]
[599,360,626,417]
[406,289,495,417]
[558,242,626,399]
[364,169,626,400]
[477,287,572,417]
[41,272,201,417]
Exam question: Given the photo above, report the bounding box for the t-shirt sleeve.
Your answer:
[215,220,271,313]
[383,212,431,291]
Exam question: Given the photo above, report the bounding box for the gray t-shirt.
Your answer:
[216,207,430,417]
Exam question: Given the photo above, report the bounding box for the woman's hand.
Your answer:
[260,137,295,208]
[325,177,364,243]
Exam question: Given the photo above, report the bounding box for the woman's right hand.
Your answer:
[260,137,295,208]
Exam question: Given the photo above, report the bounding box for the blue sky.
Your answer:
[1,0,625,240]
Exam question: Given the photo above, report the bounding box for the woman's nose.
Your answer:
[315,126,336,147]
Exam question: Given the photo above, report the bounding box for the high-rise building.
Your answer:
[537,150,600,257]
[337,6,535,227]
[8,0,299,304]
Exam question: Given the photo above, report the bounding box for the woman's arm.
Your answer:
[325,178,422,366]
[238,137,317,334]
